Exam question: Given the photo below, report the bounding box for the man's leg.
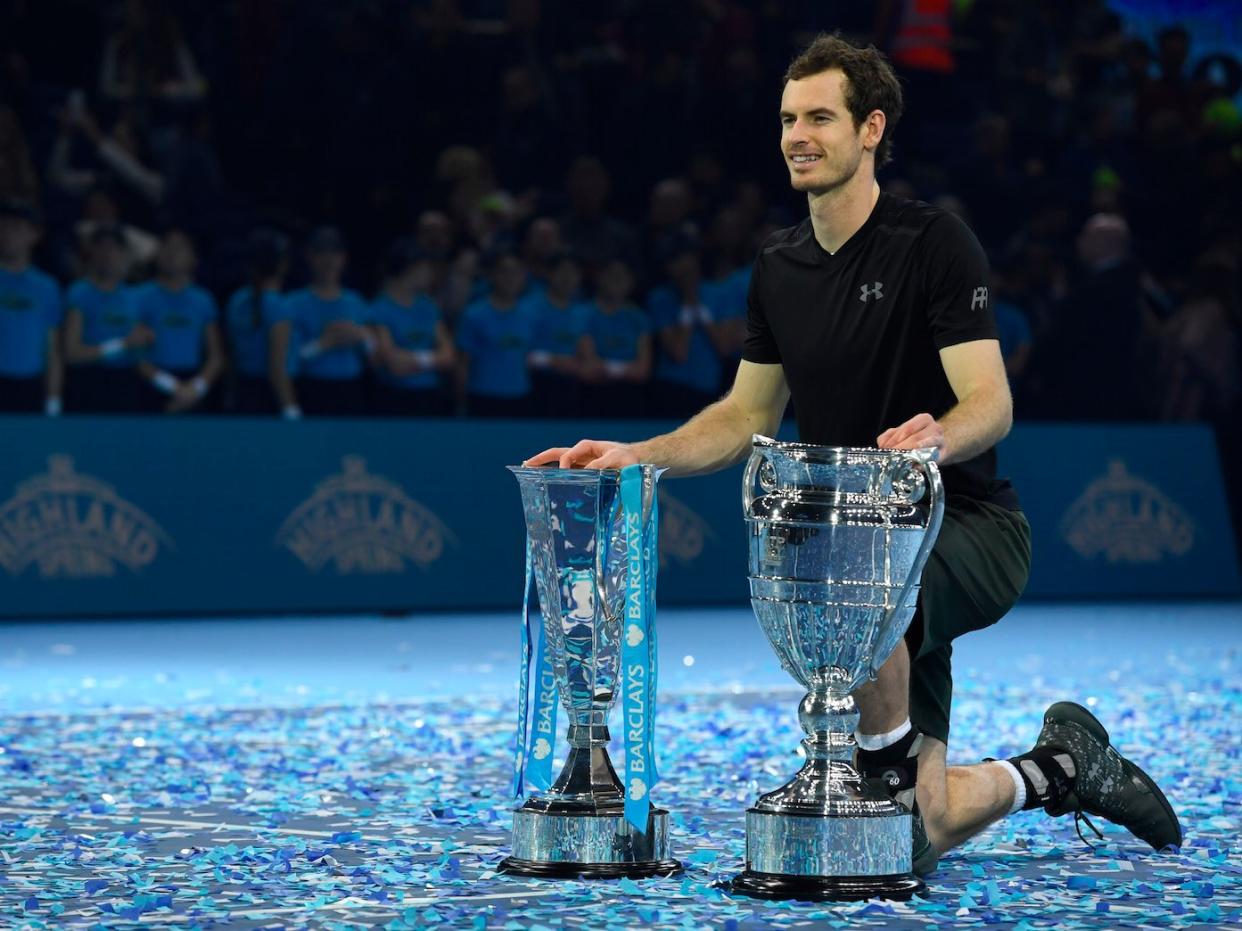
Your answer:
[854,639,1018,858]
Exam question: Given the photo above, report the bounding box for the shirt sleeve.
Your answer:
[920,213,999,350]
[741,256,780,364]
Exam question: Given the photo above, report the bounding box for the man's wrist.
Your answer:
[45,396,62,416]
[151,370,178,394]
[99,337,126,358]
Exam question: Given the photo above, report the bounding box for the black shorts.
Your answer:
[0,374,45,413]
[67,366,144,413]
[906,496,1032,745]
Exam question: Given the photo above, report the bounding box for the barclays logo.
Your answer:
[277,456,456,575]
[1060,460,1194,563]
[658,489,713,569]
[0,456,173,579]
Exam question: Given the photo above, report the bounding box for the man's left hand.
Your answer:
[877,412,946,460]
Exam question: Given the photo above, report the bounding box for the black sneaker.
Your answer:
[1034,701,1182,851]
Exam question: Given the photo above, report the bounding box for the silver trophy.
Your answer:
[500,465,681,879]
[731,436,944,901]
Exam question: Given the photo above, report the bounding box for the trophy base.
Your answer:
[498,856,682,880]
[731,869,926,902]
[502,806,681,880]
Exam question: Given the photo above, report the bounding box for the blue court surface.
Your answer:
[1,602,1238,929]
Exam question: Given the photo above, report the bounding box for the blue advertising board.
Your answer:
[0,417,1236,618]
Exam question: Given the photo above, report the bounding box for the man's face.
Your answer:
[157,232,196,277]
[92,238,129,280]
[492,256,527,300]
[779,70,870,195]
[0,216,37,262]
[309,249,346,284]
[549,259,580,297]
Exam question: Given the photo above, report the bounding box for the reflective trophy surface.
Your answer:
[500,464,680,879]
[731,436,944,901]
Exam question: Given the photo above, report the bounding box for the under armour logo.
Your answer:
[859,282,884,303]
[971,286,989,310]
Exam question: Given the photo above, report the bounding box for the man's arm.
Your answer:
[525,359,790,475]
[44,329,64,413]
[877,339,1012,465]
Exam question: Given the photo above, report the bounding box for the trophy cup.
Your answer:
[731,436,944,901]
[500,463,681,879]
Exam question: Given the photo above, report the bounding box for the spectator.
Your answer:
[285,227,375,416]
[369,238,454,417]
[225,229,297,417]
[1027,213,1151,420]
[455,249,536,417]
[643,178,695,278]
[582,258,650,418]
[990,263,1034,387]
[135,227,222,414]
[519,217,564,295]
[98,0,208,109]
[63,224,152,413]
[0,199,62,415]
[648,234,742,418]
[0,105,38,202]
[560,156,638,274]
[524,250,592,418]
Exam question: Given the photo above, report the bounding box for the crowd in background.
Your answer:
[0,1,1238,431]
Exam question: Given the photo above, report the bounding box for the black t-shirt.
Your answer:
[742,192,1020,510]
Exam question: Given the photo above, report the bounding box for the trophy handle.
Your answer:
[742,435,777,515]
[869,453,944,679]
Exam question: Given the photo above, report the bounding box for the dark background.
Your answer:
[2,0,1240,531]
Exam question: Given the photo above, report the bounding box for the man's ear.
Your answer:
[864,109,887,152]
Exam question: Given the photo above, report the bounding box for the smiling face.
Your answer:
[780,69,881,196]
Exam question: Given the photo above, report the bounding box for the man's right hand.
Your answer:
[523,439,641,470]
[124,323,155,349]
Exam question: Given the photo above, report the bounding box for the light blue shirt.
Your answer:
[0,266,62,378]
[370,293,443,390]
[286,288,370,380]
[456,298,537,398]
[226,287,293,378]
[136,282,219,372]
[584,302,650,363]
[67,280,143,369]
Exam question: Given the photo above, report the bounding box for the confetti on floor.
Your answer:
[1,605,1238,929]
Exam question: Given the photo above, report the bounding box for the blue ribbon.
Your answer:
[511,537,534,797]
[512,535,558,797]
[619,464,658,832]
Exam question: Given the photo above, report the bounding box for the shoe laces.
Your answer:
[1074,810,1105,849]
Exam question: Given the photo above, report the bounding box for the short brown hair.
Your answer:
[784,33,904,168]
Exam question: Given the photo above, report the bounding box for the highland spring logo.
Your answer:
[1060,460,1195,563]
[0,456,173,579]
[277,456,455,574]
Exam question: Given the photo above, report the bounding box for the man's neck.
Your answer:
[312,282,342,300]
[159,274,190,291]
[90,273,121,291]
[807,175,881,255]
[0,256,29,274]
[385,282,417,306]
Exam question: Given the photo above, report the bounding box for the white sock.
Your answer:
[996,759,1026,814]
[855,718,912,752]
